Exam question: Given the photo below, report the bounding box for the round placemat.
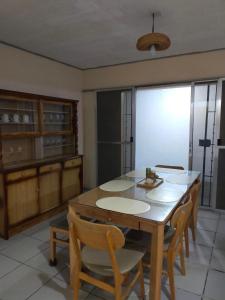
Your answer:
[99,180,135,192]
[96,197,150,214]
[146,188,184,203]
[166,174,195,185]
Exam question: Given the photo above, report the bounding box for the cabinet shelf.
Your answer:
[44,143,73,149]
[0,107,36,112]
[44,111,69,114]
[44,122,70,125]
[0,122,36,125]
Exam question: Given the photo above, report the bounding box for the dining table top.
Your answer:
[69,168,201,225]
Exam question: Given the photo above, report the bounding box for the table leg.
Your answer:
[149,223,164,300]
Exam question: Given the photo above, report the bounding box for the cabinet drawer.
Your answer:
[40,163,61,174]
[64,158,82,168]
[7,168,37,182]
[106,212,140,230]
[8,177,39,225]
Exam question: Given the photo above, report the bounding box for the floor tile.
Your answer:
[27,277,88,300]
[192,228,215,247]
[185,243,212,266]
[47,212,67,225]
[55,266,70,284]
[0,264,50,300]
[31,226,50,242]
[56,266,95,294]
[204,270,225,300]
[24,247,68,276]
[85,294,102,300]
[210,248,225,272]
[0,234,25,251]
[0,253,21,278]
[214,233,225,251]
[161,287,201,300]
[0,236,49,262]
[198,209,220,221]
[197,218,218,232]
[167,263,208,295]
[22,221,49,236]
[217,220,225,234]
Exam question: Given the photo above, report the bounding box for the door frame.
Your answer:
[211,78,223,209]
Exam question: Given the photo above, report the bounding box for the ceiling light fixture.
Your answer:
[136,12,171,54]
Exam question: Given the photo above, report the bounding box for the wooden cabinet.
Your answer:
[0,155,83,239]
[0,89,81,239]
[0,89,78,166]
[8,177,39,225]
[39,163,61,213]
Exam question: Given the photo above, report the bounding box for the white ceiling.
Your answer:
[0,0,225,69]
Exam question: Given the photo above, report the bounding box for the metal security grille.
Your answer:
[191,82,217,207]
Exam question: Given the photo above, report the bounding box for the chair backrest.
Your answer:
[168,196,192,252]
[155,164,184,170]
[68,209,125,251]
[189,179,201,225]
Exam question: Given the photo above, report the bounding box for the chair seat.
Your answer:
[81,246,144,276]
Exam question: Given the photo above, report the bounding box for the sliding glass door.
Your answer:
[191,82,217,207]
[97,90,134,185]
[135,85,191,169]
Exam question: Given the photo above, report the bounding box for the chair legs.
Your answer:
[115,284,122,300]
[190,220,196,242]
[167,255,175,300]
[138,261,145,300]
[49,228,57,266]
[184,227,189,258]
[179,243,186,276]
[73,276,80,300]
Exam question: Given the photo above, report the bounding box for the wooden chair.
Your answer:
[49,218,69,266]
[68,209,145,300]
[127,197,192,300]
[184,180,201,257]
[49,215,100,266]
[163,197,193,300]
[155,164,184,170]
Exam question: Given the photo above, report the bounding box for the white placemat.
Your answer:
[99,180,135,192]
[96,197,150,214]
[152,167,186,174]
[126,170,145,178]
[146,188,184,203]
[166,174,195,185]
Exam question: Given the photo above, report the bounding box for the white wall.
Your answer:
[0,43,84,153]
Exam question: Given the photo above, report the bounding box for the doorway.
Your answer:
[135,85,192,169]
[97,90,134,185]
[191,82,217,207]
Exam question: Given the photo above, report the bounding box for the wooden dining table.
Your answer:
[69,169,200,300]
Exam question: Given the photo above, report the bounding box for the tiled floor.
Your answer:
[0,209,225,300]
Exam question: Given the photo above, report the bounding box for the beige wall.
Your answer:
[83,92,97,188]
[0,43,84,152]
[83,50,225,90]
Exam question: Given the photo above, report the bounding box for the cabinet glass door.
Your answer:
[42,101,72,133]
[0,98,39,136]
[43,135,75,158]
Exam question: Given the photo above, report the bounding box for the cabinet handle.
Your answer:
[108,218,112,222]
